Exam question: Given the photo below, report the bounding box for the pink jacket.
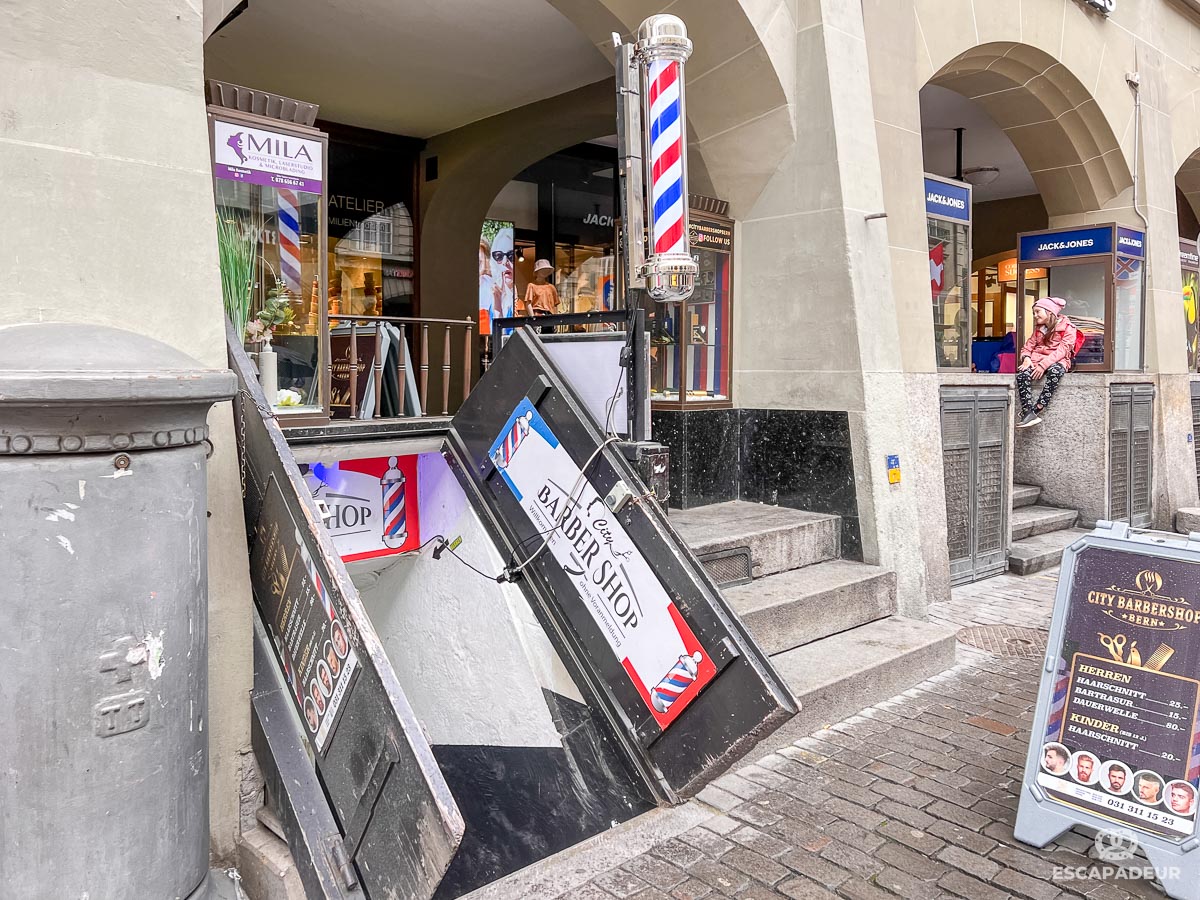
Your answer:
[1021,315,1078,372]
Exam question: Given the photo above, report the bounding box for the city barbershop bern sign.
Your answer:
[1018,536,1200,898]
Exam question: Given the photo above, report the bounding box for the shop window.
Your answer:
[209,107,329,421]
[1016,224,1144,374]
[925,175,972,371]
[647,212,734,406]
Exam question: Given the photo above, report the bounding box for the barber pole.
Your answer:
[295,528,333,620]
[647,59,686,257]
[493,411,534,470]
[277,188,303,294]
[381,456,407,549]
[615,15,697,303]
[651,652,704,714]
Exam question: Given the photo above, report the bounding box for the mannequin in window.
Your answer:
[520,259,560,325]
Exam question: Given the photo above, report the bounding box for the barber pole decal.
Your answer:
[489,400,716,730]
[277,188,303,294]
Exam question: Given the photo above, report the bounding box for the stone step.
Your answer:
[723,560,896,655]
[1012,483,1042,509]
[767,616,958,738]
[1009,527,1091,576]
[1011,505,1079,541]
[671,500,840,578]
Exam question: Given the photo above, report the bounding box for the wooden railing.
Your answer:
[330,315,474,419]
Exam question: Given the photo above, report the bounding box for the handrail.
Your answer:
[328,314,474,419]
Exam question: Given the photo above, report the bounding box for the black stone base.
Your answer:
[652,408,862,560]
[431,690,653,898]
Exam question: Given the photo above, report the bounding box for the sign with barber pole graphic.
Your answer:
[300,454,421,562]
[489,400,716,729]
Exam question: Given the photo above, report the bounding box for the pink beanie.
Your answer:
[1035,296,1066,315]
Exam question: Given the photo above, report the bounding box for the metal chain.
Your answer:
[236,391,248,498]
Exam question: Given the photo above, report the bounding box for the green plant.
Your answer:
[215,208,259,340]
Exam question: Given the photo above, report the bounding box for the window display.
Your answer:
[646,212,733,406]
[210,110,329,419]
[1016,224,1144,373]
[925,175,972,370]
[1183,240,1200,372]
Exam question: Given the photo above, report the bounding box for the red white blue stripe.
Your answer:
[277,188,303,293]
[496,411,533,469]
[381,457,407,547]
[648,59,686,256]
[651,652,701,714]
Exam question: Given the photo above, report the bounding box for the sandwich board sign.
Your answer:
[1016,522,1200,900]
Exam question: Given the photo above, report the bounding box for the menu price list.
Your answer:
[1063,655,1198,776]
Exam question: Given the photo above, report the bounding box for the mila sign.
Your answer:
[212,118,324,193]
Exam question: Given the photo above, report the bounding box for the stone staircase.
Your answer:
[1007,482,1089,576]
[670,501,957,739]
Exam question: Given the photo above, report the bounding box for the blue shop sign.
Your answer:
[1020,226,1113,261]
[924,178,970,223]
[1116,227,1145,258]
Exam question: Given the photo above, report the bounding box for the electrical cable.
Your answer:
[424,356,628,584]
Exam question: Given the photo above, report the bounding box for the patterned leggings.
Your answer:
[1016,362,1066,415]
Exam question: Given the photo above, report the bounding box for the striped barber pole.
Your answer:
[493,411,534,470]
[1044,659,1071,742]
[294,528,333,619]
[647,59,686,256]
[381,456,407,550]
[277,188,303,293]
[1188,720,1200,782]
[651,651,703,714]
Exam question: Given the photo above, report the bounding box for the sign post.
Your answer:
[1016,523,1200,900]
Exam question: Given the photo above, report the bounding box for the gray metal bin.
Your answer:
[0,324,234,899]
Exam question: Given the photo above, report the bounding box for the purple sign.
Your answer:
[1037,547,1200,838]
[212,118,323,195]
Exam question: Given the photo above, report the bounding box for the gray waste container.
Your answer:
[0,324,235,899]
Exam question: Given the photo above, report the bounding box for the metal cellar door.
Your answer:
[940,387,1010,586]
[228,327,464,899]
[1109,384,1155,528]
[443,328,797,803]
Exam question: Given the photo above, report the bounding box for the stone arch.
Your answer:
[927,42,1132,217]
[420,0,799,327]
[418,78,617,332]
[546,0,795,216]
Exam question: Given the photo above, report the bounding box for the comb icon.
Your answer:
[1143,643,1174,672]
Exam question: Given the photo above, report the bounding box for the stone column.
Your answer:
[733,0,939,614]
[0,0,253,863]
[1133,46,1200,524]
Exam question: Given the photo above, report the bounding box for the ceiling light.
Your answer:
[963,166,1000,186]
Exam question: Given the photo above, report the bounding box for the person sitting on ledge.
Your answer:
[1017,295,1078,429]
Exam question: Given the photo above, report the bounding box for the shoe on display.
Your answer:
[1017,410,1042,428]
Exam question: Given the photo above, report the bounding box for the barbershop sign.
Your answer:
[1017,529,1200,900]
[489,399,717,730]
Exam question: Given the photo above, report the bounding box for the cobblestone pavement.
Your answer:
[568,569,1166,900]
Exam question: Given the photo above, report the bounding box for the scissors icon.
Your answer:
[1099,633,1127,662]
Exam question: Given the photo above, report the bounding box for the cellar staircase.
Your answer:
[671,501,957,744]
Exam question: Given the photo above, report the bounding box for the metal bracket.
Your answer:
[342,742,397,860]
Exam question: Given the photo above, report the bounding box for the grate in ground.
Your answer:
[956,625,1048,659]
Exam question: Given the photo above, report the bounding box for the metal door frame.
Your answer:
[941,385,1011,585]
